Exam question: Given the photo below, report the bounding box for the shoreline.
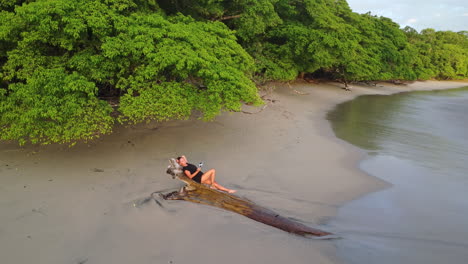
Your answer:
[0,80,467,264]
[309,79,468,199]
[324,81,468,264]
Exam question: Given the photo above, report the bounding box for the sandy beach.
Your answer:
[1,80,467,264]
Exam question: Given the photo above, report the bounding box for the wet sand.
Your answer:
[1,80,466,264]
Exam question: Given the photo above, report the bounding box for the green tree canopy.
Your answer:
[0,0,261,145]
[1,0,467,145]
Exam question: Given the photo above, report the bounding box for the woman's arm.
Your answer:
[184,168,200,179]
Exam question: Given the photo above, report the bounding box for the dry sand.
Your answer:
[1,80,467,264]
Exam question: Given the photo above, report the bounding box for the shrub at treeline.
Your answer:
[1,0,467,145]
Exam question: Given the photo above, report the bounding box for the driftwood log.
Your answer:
[164,159,333,237]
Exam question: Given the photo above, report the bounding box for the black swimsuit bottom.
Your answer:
[192,173,203,183]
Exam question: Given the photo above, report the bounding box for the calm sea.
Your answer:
[326,87,468,264]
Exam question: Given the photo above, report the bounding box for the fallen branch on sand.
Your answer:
[241,104,269,115]
[287,82,309,95]
[163,158,334,238]
[241,94,277,115]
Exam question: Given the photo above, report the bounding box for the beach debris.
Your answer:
[32,208,47,216]
[131,188,177,208]
[287,82,309,95]
[92,168,104,172]
[241,104,268,115]
[341,86,352,91]
[164,158,333,238]
[77,258,88,264]
[132,196,153,208]
[241,94,277,115]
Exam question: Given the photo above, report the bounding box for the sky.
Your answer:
[346,0,468,32]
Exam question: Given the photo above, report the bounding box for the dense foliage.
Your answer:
[1,0,467,144]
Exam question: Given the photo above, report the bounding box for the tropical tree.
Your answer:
[0,0,261,144]
[1,0,467,145]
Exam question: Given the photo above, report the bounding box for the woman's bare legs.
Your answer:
[201,169,236,193]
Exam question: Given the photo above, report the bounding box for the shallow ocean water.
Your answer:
[327,87,468,264]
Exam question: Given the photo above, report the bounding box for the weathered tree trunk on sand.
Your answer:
[165,159,333,237]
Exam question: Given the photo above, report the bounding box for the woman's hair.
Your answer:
[176,156,182,161]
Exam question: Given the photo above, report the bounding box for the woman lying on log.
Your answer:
[165,158,334,237]
[176,155,236,193]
